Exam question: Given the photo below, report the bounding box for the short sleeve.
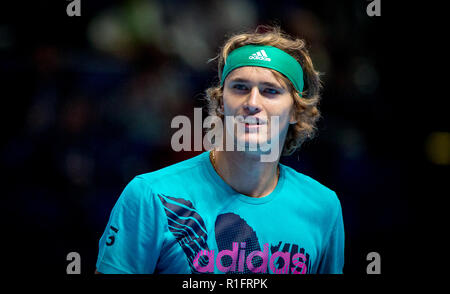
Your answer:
[317,195,345,274]
[96,176,166,274]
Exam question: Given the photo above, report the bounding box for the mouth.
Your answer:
[236,116,267,127]
[243,123,261,129]
[234,116,268,133]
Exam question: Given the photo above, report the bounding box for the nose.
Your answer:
[243,86,262,114]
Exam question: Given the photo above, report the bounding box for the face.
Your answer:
[222,66,296,154]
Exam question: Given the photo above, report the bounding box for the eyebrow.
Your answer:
[228,78,283,89]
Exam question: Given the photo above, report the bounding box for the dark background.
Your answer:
[0,0,445,278]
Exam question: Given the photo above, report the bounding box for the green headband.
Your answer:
[220,45,304,93]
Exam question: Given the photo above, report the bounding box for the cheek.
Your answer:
[222,93,239,115]
[269,100,294,125]
[222,101,233,116]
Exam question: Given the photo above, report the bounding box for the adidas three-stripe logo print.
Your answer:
[249,49,271,61]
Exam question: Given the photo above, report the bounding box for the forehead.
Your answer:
[226,66,284,86]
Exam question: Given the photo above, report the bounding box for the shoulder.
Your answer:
[114,153,208,213]
[121,152,209,202]
[280,164,341,211]
[136,152,207,186]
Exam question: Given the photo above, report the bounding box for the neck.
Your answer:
[211,150,280,198]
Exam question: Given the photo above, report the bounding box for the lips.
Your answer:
[234,116,268,133]
[235,116,267,126]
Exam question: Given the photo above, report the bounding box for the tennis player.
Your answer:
[95,26,344,274]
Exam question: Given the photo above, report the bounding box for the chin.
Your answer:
[235,135,272,152]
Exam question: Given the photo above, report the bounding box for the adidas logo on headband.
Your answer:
[249,49,271,61]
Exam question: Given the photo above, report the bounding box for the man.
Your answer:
[95,26,344,274]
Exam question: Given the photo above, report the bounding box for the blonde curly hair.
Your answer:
[205,25,323,156]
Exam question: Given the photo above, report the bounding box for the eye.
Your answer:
[264,88,280,95]
[232,83,249,91]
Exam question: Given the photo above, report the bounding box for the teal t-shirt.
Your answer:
[96,151,344,274]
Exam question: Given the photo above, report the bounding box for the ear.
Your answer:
[289,109,298,125]
[217,104,224,115]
